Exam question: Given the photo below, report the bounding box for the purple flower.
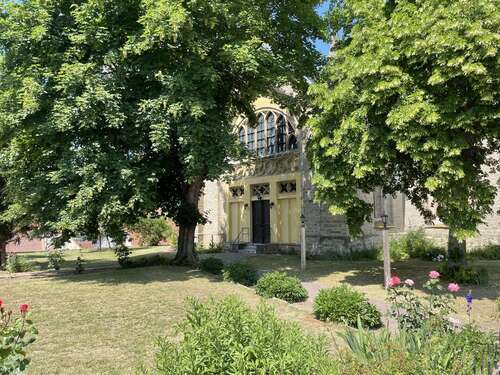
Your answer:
[466,292,473,304]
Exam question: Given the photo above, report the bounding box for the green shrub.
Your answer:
[47,249,65,270]
[338,323,497,375]
[468,243,500,260]
[130,217,175,246]
[256,272,308,303]
[438,263,489,285]
[390,229,446,261]
[5,254,33,273]
[313,285,382,328]
[197,239,224,254]
[326,247,380,261]
[153,297,339,375]
[115,245,131,267]
[75,256,85,274]
[122,254,171,268]
[222,262,258,286]
[199,257,224,275]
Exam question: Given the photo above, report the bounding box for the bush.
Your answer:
[75,256,85,274]
[122,254,171,269]
[5,254,33,273]
[115,245,132,267]
[313,285,382,329]
[468,243,500,260]
[196,239,224,254]
[390,229,446,261]
[199,257,224,275]
[222,262,258,286]
[438,263,489,285]
[153,297,338,375]
[256,272,308,303]
[0,300,38,374]
[130,217,175,246]
[338,322,497,375]
[47,249,65,270]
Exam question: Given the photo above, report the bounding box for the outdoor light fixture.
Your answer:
[270,202,275,208]
[300,213,305,226]
[381,214,389,230]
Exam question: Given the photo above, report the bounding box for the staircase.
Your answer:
[238,243,257,254]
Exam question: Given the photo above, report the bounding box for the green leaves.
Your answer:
[308,0,500,238]
[0,0,324,247]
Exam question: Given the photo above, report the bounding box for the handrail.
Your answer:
[232,227,249,247]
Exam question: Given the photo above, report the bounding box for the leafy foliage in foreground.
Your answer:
[339,322,498,375]
[0,301,37,374]
[154,297,338,375]
[256,271,308,303]
[313,285,381,328]
[307,0,500,244]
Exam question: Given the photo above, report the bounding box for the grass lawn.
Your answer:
[0,265,332,375]
[243,255,500,330]
[1,253,498,374]
[11,246,173,271]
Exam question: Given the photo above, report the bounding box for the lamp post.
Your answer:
[381,214,391,289]
[300,213,306,271]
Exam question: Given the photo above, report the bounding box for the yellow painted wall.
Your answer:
[226,172,301,244]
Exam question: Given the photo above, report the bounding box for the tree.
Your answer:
[307,0,499,262]
[0,0,324,265]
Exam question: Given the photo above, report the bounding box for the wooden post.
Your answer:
[301,225,306,271]
[300,214,306,271]
[382,221,391,288]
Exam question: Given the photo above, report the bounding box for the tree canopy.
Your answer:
[308,0,499,243]
[0,0,325,264]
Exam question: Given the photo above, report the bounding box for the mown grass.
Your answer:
[0,265,332,375]
[9,246,172,271]
[243,255,500,329]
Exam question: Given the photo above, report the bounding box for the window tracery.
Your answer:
[239,110,298,157]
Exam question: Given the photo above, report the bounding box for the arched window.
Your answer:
[247,126,255,150]
[257,114,266,157]
[266,113,276,155]
[277,115,287,152]
[238,126,245,145]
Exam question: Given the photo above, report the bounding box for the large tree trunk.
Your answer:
[173,179,204,266]
[447,232,466,265]
[0,241,6,269]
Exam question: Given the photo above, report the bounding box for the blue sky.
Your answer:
[315,1,330,56]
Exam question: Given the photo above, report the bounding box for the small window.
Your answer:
[247,127,255,150]
[288,134,298,150]
[266,113,276,155]
[238,127,245,145]
[277,115,287,152]
[257,114,266,157]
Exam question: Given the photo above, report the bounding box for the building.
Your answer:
[196,97,500,256]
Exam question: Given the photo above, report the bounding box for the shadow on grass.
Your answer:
[241,254,500,303]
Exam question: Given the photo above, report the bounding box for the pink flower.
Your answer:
[19,304,29,314]
[404,279,414,287]
[0,298,3,308]
[428,270,440,279]
[447,283,460,293]
[388,276,401,287]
